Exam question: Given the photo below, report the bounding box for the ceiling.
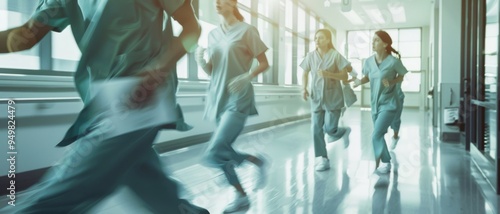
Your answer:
[297,0,435,31]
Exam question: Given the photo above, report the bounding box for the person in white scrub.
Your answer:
[353,30,408,174]
[0,1,208,213]
[194,0,269,213]
[300,29,353,172]
[389,82,405,150]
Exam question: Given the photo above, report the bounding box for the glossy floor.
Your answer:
[20,108,500,213]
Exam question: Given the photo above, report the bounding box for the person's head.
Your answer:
[215,0,244,21]
[314,29,335,50]
[373,30,401,59]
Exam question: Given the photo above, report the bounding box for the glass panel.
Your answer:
[399,41,421,57]
[239,0,251,8]
[258,18,273,83]
[285,0,293,29]
[258,0,271,18]
[309,15,317,40]
[401,57,421,71]
[0,8,40,70]
[297,6,306,36]
[172,18,188,79]
[284,31,293,85]
[52,27,80,71]
[401,72,421,92]
[347,31,371,59]
[297,38,306,85]
[197,20,217,80]
[399,28,421,41]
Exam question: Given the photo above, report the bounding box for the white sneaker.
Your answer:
[315,157,330,171]
[376,162,391,174]
[390,137,399,150]
[224,192,250,213]
[343,127,351,148]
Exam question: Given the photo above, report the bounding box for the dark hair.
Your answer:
[315,29,335,50]
[231,0,244,21]
[375,30,401,59]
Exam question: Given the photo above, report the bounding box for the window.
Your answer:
[284,31,293,85]
[52,27,80,71]
[257,17,274,83]
[297,38,306,85]
[239,0,251,8]
[285,0,293,30]
[258,0,272,18]
[172,18,188,79]
[309,15,317,39]
[297,6,306,36]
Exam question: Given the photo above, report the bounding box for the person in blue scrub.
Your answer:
[389,82,405,150]
[353,30,408,174]
[194,0,269,213]
[0,1,208,213]
[300,29,352,172]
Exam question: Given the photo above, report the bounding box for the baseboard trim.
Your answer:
[440,132,460,142]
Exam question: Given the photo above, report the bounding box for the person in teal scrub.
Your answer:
[300,29,352,172]
[353,30,408,174]
[194,0,269,213]
[0,1,208,213]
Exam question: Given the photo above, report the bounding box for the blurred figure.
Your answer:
[0,0,208,213]
[300,29,352,172]
[353,30,408,174]
[194,0,269,213]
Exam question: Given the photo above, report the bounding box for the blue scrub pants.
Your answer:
[372,110,397,163]
[3,127,204,214]
[312,109,347,157]
[204,110,250,186]
[390,98,404,133]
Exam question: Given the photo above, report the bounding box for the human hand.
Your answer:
[194,46,207,67]
[302,89,309,101]
[352,78,362,88]
[228,73,253,93]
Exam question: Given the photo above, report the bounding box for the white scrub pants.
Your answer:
[2,127,206,214]
[312,109,347,157]
[204,110,250,186]
[372,111,397,163]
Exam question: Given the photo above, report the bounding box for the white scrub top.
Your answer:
[300,49,350,111]
[204,22,268,121]
[32,0,190,146]
[362,55,409,114]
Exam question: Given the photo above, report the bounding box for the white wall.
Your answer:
[437,0,462,140]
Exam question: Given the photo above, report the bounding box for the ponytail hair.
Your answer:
[375,30,401,59]
[315,29,336,50]
[231,0,244,21]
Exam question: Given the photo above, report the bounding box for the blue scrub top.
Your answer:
[32,0,190,146]
[362,55,408,114]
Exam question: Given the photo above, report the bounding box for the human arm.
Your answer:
[0,20,53,53]
[302,70,310,101]
[129,0,201,108]
[228,52,269,93]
